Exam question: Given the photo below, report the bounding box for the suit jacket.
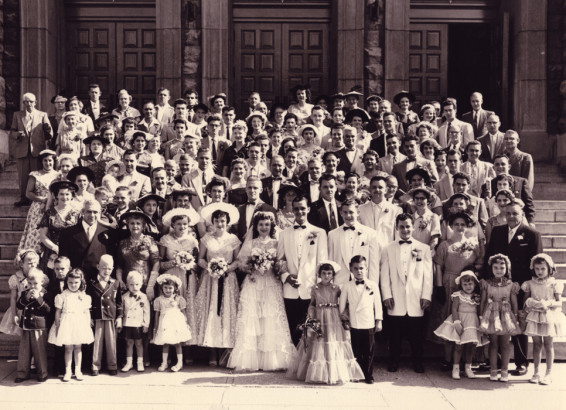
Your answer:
[234,201,277,242]
[507,150,534,190]
[335,148,365,175]
[155,104,175,124]
[58,222,113,280]
[485,223,542,284]
[82,100,107,122]
[339,279,383,328]
[119,171,152,200]
[182,169,215,211]
[490,175,535,223]
[369,133,387,158]
[307,198,343,234]
[436,118,473,149]
[378,152,407,175]
[86,277,123,320]
[380,239,433,317]
[45,278,65,327]
[200,136,230,174]
[16,289,51,330]
[358,200,402,244]
[391,158,439,193]
[441,193,488,230]
[433,173,455,201]
[276,223,328,299]
[461,160,496,197]
[9,109,53,158]
[462,109,494,139]
[328,224,381,285]
[260,176,288,208]
[477,132,505,162]
[299,180,320,204]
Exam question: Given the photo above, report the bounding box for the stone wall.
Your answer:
[4,0,20,130]
[364,0,385,96]
[547,0,565,135]
[182,0,201,96]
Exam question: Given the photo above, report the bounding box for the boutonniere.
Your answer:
[307,232,318,245]
[357,231,362,236]
[516,234,524,241]
[411,249,423,262]
[130,181,138,186]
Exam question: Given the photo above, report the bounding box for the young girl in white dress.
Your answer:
[152,274,192,372]
[228,212,296,371]
[523,254,566,385]
[48,268,94,382]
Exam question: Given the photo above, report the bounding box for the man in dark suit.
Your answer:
[504,130,534,190]
[9,92,53,206]
[82,84,107,123]
[335,125,364,175]
[485,200,542,376]
[233,176,277,242]
[477,114,505,163]
[307,174,343,233]
[260,155,287,208]
[58,199,114,281]
[299,158,323,204]
[391,135,439,193]
[461,92,494,139]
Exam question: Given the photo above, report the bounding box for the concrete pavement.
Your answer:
[0,359,564,409]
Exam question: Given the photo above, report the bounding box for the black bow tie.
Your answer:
[345,148,355,152]
[343,226,355,231]
[355,280,365,285]
[399,240,412,245]
[272,177,282,181]
[247,202,257,206]
[406,158,416,162]
[294,225,307,230]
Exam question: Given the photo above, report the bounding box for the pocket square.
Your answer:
[361,242,367,246]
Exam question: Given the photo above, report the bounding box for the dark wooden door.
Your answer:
[233,22,329,113]
[408,24,448,109]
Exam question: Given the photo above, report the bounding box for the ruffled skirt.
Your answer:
[434,312,489,346]
[479,300,521,336]
[152,309,192,345]
[48,311,94,346]
[0,307,23,336]
[524,307,566,337]
[163,266,198,345]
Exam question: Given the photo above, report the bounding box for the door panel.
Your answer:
[408,24,448,109]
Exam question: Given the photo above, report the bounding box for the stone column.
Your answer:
[20,0,60,111]
[383,0,409,102]
[201,0,229,101]
[364,0,384,96]
[156,0,183,96]
[335,0,365,93]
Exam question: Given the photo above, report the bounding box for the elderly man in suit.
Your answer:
[277,195,328,346]
[380,213,433,373]
[328,199,381,286]
[462,92,494,139]
[335,125,365,175]
[10,92,53,206]
[358,176,402,243]
[307,174,343,233]
[118,150,151,200]
[58,200,113,281]
[391,135,438,193]
[477,114,505,163]
[504,130,534,190]
[485,200,542,376]
[182,148,216,211]
[436,98,473,149]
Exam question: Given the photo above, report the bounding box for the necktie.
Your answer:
[473,111,478,128]
[202,172,207,195]
[211,140,217,161]
[355,280,365,285]
[399,240,412,245]
[294,225,307,230]
[226,127,230,141]
[328,204,338,230]
[343,226,355,231]
[392,155,397,165]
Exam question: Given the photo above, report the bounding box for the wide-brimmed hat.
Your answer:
[83,134,110,146]
[345,85,363,98]
[200,202,239,225]
[393,90,416,106]
[49,180,78,194]
[119,209,154,226]
[297,124,319,139]
[246,111,268,124]
[208,93,227,106]
[136,194,165,208]
[104,159,126,176]
[366,95,382,105]
[162,207,200,228]
[67,166,95,183]
[95,112,118,125]
[38,149,57,161]
[345,108,370,123]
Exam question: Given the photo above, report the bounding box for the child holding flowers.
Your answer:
[195,203,241,366]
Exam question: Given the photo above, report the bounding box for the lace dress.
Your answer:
[227,238,296,371]
[47,290,94,346]
[521,278,566,337]
[17,170,58,254]
[37,206,81,268]
[479,279,521,336]
[194,232,241,348]
[159,233,199,345]
[151,295,192,345]
[287,284,364,384]
[434,291,489,346]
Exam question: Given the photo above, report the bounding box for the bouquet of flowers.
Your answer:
[452,238,478,259]
[208,257,228,279]
[297,317,323,349]
[248,247,277,276]
[176,251,196,273]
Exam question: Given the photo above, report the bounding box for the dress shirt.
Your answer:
[82,221,97,242]
[91,101,100,119]
[309,179,320,202]
[399,241,412,278]
[322,198,338,228]
[272,179,281,208]
[370,201,386,227]
[356,280,364,295]
[508,225,519,243]
[246,202,257,228]
[294,224,308,260]
[97,275,108,290]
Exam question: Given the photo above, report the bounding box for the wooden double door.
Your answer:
[233,23,329,113]
[67,21,157,110]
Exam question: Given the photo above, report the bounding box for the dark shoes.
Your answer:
[511,365,528,376]
[365,377,374,384]
[38,376,48,382]
[91,370,99,376]
[108,370,118,376]
[14,199,31,207]
[413,362,425,373]
[14,377,27,383]
[387,362,399,372]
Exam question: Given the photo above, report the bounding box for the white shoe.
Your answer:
[464,366,476,379]
[136,361,145,372]
[500,371,509,382]
[540,375,552,385]
[489,371,499,381]
[158,363,168,372]
[171,363,182,372]
[452,367,460,380]
[62,371,72,382]
[74,370,84,381]
[529,374,540,384]
[121,362,133,372]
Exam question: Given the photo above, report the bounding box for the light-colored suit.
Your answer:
[159,120,201,142]
[461,160,496,197]
[181,168,214,211]
[358,200,402,244]
[277,223,328,300]
[380,240,432,317]
[378,153,407,175]
[433,173,455,201]
[119,171,151,200]
[340,279,383,328]
[436,118,473,149]
[328,224,381,285]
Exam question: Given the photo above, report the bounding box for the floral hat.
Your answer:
[297,124,319,139]
[162,207,200,228]
[200,202,239,226]
[455,270,478,285]
[318,260,341,274]
[156,273,182,288]
[245,110,268,124]
[529,253,556,274]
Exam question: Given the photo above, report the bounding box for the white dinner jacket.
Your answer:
[380,239,432,317]
[339,279,383,328]
[358,200,402,244]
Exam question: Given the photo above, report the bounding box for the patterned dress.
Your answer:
[480,279,521,336]
[116,235,160,289]
[37,206,82,268]
[194,232,241,348]
[17,170,58,254]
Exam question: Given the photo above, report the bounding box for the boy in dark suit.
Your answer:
[86,254,123,376]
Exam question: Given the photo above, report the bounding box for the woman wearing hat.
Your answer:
[56,111,87,160]
[345,108,371,151]
[17,150,59,254]
[287,85,313,125]
[57,96,95,137]
[137,193,166,239]
[78,134,113,187]
[393,91,419,135]
[441,193,485,243]
[37,180,81,268]
[131,131,153,177]
[112,89,141,122]
[431,212,482,368]
[296,124,323,161]
[246,111,267,140]
[67,166,96,211]
[407,105,439,138]
[209,94,227,116]
[400,167,443,216]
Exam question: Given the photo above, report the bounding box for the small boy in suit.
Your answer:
[339,255,382,384]
[15,268,51,383]
[86,254,123,376]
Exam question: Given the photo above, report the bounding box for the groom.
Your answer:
[277,195,328,346]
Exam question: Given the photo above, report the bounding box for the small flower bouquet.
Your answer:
[208,257,228,279]
[176,250,196,273]
[453,238,478,259]
[248,247,276,276]
[297,317,323,348]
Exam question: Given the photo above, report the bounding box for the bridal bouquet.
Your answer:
[175,251,196,272]
[248,247,277,276]
[208,257,228,279]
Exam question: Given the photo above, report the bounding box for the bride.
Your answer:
[228,211,296,371]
